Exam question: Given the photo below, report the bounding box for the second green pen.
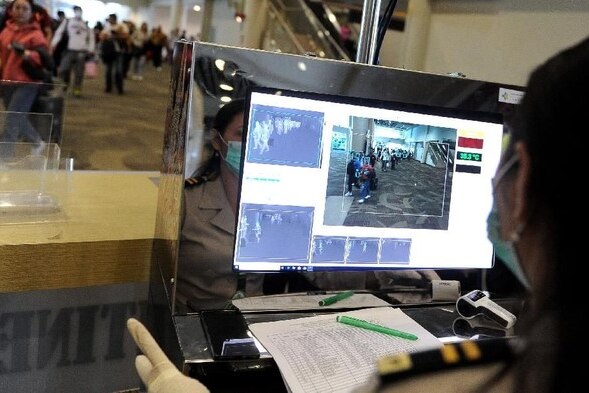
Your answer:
[318,290,355,306]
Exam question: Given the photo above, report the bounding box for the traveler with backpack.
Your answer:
[50,5,94,97]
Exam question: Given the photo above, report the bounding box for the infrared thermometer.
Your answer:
[456,290,517,329]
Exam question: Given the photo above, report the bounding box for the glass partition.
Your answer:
[156,41,523,315]
[1,81,68,226]
[0,140,64,224]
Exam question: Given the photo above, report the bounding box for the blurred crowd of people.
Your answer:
[0,0,194,159]
[1,0,194,97]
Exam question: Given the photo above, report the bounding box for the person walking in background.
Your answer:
[130,21,148,80]
[0,0,49,158]
[99,13,128,94]
[167,27,182,64]
[369,148,377,167]
[345,153,357,196]
[148,25,167,71]
[121,20,135,79]
[358,162,374,203]
[51,9,65,31]
[51,5,95,97]
[380,148,390,171]
[50,9,65,74]
[92,21,103,44]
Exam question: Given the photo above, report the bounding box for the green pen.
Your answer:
[318,290,355,306]
[336,315,419,341]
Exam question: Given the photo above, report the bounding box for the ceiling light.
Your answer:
[214,59,225,71]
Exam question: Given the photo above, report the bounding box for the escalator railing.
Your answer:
[263,0,351,60]
[425,142,453,169]
[262,1,307,54]
[303,0,357,59]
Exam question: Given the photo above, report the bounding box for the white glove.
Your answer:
[127,318,210,393]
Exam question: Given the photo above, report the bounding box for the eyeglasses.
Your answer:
[491,154,519,191]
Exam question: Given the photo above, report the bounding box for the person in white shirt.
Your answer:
[50,5,95,97]
[129,21,149,80]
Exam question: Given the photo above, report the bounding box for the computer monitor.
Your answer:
[232,87,503,273]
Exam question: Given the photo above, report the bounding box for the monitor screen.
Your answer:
[232,87,503,273]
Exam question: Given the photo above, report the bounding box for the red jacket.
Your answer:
[360,164,374,180]
[0,19,47,82]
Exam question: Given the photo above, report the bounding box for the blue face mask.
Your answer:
[487,154,530,290]
[486,202,530,290]
[218,132,243,176]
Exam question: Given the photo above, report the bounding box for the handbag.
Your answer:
[84,60,98,78]
[21,46,55,94]
[22,59,52,82]
[22,47,54,83]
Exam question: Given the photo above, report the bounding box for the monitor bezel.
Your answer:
[232,86,503,273]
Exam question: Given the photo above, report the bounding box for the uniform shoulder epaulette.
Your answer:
[184,175,208,187]
[377,338,516,385]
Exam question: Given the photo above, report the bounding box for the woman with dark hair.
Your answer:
[0,0,48,158]
[367,34,589,393]
[176,99,264,306]
[0,0,53,42]
[482,35,587,393]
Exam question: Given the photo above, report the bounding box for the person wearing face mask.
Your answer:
[50,5,94,97]
[176,99,265,307]
[360,34,589,393]
[484,136,530,294]
[176,100,439,305]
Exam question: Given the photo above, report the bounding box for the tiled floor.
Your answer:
[59,60,170,171]
[325,150,452,229]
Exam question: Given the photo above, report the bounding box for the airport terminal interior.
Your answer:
[2,0,589,392]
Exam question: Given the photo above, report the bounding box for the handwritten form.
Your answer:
[248,307,442,393]
[232,293,391,311]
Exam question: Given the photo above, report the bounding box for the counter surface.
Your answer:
[0,170,159,292]
[173,298,523,392]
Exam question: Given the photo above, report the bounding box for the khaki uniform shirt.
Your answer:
[176,177,263,304]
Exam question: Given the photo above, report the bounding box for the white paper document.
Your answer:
[249,307,442,393]
[232,292,391,311]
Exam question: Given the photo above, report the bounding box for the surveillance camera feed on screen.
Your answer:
[233,87,503,273]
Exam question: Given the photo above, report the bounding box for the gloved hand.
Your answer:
[127,318,210,393]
